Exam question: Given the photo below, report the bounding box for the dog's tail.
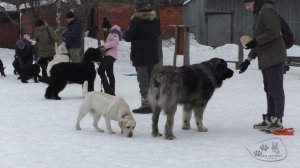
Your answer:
[82,80,89,97]
[147,67,181,111]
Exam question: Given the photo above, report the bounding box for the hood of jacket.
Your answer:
[253,0,275,14]
[132,11,157,21]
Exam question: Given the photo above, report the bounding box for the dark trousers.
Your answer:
[262,63,285,118]
[98,56,116,93]
[135,65,154,99]
[38,57,53,78]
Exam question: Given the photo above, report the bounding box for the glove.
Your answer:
[245,39,257,49]
[31,40,37,45]
[239,59,250,74]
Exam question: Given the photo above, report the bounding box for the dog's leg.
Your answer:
[45,86,52,99]
[165,107,177,140]
[76,104,90,130]
[93,114,104,132]
[34,76,38,83]
[194,102,208,132]
[1,68,5,76]
[105,117,115,134]
[151,106,162,137]
[182,104,193,130]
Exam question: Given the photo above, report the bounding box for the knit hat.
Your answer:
[110,25,123,39]
[244,0,255,3]
[66,11,75,18]
[16,39,25,49]
[134,0,151,12]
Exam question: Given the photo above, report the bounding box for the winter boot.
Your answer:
[132,98,152,114]
[265,116,283,131]
[253,114,271,129]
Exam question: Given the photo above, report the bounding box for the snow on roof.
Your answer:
[183,0,192,6]
[0,0,81,11]
[0,2,17,11]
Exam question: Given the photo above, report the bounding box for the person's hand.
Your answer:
[31,40,37,45]
[245,39,257,49]
[239,59,250,74]
[99,46,107,55]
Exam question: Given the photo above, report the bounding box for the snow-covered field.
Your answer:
[0,37,299,168]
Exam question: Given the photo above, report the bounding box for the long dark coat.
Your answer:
[124,11,161,67]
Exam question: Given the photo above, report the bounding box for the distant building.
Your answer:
[183,0,300,47]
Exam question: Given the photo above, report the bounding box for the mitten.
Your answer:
[239,59,250,74]
[245,39,257,49]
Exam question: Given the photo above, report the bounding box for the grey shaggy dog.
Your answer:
[148,58,234,140]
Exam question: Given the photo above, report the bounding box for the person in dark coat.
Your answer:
[13,39,36,77]
[62,11,83,63]
[124,0,161,114]
[239,0,287,131]
[101,17,111,41]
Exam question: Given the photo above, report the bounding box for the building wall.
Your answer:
[0,12,20,49]
[185,0,299,46]
[98,4,183,40]
[0,3,183,48]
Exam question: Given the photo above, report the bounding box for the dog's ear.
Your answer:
[118,117,125,131]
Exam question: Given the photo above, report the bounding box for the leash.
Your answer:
[100,80,103,92]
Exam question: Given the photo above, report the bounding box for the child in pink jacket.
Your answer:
[98,25,122,95]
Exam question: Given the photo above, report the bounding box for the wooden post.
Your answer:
[172,25,190,66]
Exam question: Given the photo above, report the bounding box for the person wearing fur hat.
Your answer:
[124,0,161,114]
[239,0,287,131]
[97,25,123,95]
[62,11,83,63]
[33,19,62,82]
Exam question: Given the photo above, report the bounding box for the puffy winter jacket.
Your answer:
[124,11,161,67]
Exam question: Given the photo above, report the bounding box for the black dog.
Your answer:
[20,63,41,83]
[0,59,6,77]
[45,48,103,100]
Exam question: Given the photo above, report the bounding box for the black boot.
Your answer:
[132,98,152,114]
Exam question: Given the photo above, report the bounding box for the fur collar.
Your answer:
[132,11,157,21]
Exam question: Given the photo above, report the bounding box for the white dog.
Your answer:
[76,81,136,137]
[46,42,69,76]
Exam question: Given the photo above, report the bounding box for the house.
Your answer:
[0,1,184,48]
[183,0,300,47]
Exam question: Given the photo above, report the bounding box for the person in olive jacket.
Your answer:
[33,19,62,82]
[124,0,161,114]
[239,0,287,131]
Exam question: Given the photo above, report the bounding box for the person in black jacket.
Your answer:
[124,0,161,114]
[13,39,36,77]
[62,11,83,62]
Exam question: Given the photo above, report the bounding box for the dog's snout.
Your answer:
[128,132,133,137]
[226,69,234,78]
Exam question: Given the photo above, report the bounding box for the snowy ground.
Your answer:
[0,37,300,168]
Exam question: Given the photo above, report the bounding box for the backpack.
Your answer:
[279,16,295,49]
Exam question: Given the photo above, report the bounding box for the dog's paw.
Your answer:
[152,131,162,137]
[165,134,176,140]
[197,126,208,132]
[182,124,191,130]
[76,127,81,130]
[95,128,104,132]
[108,130,116,134]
